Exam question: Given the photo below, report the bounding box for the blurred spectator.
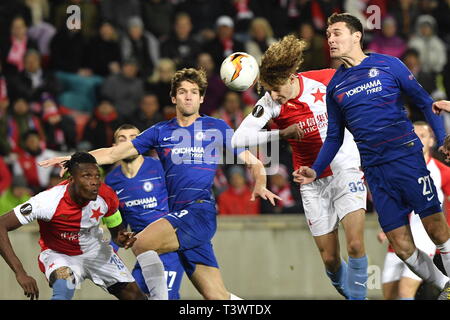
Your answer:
[100,59,144,118]
[0,1,32,44]
[296,22,329,71]
[0,175,32,216]
[433,0,450,44]
[174,0,234,36]
[244,17,276,64]
[100,0,141,32]
[120,16,160,80]
[263,164,299,214]
[81,99,122,150]
[127,93,164,132]
[212,91,244,130]
[229,0,257,42]
[82,21,122,77]
[147,58,176,112]
[402,49,437,95]
[26,0,55,64]
[408,15,447,75]
[161,12,202,69]
[12,130,61,192]
[196,52,227,116]
[47,169,64,188]
[141,0,174,41]
[53,0,98,40]
[8,49,61,104]
[24,0,49,26]
[417,0,438,15]
[401,48,440,122]
[367,16,407,58]
[8,98,45,153]
[49,27,86,73]
[306,0,342,32]
[41,98,77,152]
[0,69,11,156]
[389,0,420,40]
[0,156,12,195]
[0,16,38,75]
[203,15,245,73]
[217,165,260,215]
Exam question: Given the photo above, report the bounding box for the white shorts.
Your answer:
[382,252,422,283]
[382,213,436,284]
[300,168,367,236]
[38,243,135,291]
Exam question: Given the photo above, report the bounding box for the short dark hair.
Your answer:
[113,124,140,142]
[170,68,208,98]
[328,13,364,47]
[63,152,98,175]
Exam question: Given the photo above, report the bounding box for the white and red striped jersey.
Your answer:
[233,70,360,179]
[13,180,119,256]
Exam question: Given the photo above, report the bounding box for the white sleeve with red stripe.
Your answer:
[231,92,281,148]
[13,186,63,225]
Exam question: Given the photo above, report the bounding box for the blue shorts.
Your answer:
[132,251,184,300]
[364,151,442,232]
[164,201,219,277]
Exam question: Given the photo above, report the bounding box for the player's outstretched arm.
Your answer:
[238,150,282,206]
[0,211,39,300]
[39,141,139,176]
[432,100,450,115]
[292,166,317,185]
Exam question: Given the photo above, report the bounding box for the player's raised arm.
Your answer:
[39,141,139,176]
[237,150,282,206]
[0,211,39,300]
[232,94,303,148]
[306,87,346,181]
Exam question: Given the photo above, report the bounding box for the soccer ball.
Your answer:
[220,52,259,92]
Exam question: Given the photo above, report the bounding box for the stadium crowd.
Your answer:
[0,0,450,217]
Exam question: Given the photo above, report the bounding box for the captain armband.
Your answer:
[102,210,122,228]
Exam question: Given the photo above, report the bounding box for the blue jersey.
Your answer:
[132,115,244,211]
[105,156,169,232]
[312,53,445,175]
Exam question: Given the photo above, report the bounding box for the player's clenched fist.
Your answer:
[432,100,450,115]
[280,123,304,141]
[293,166,317,185]
[117,231,137,249]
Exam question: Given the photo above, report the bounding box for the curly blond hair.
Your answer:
[170,68,208,97]
[259,34,307,88]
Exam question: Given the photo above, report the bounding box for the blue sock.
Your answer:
[326,259,349,299]
[348,255,368,300]
[52,279,75,300]
[399,297,414,300]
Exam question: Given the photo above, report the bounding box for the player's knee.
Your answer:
[347,239,364,257]
[49,267,74,286]
[394,246,416,261]
[426,223,449,245]
[132,237,157,256]
[322,254,341,272]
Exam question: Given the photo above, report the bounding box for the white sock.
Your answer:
[136,250,168,300]
[230,293,243,300]
[436,238,450,276]
[404,249,449,290]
